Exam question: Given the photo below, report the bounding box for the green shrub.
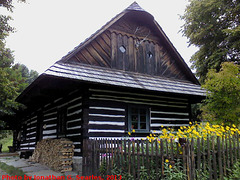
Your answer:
[224,161,240,180]
[0,162,25,177]
[0,131,13,152]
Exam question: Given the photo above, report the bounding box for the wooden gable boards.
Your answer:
[58,2,199,84]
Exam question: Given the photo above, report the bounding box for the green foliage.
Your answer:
[0,161,25,178]
[224,161,240,180]
[0,0,38,125]
[181,0,240,83]
[0,0,26,12]
[201,62,240,125]
[0,131,13,152]
[110,164,134,180]
[100,158,185,180]
[163,160,186,180]
[13,63,38,85]
[195,169,209,180]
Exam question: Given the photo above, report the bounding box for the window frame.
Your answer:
[127,105,150,133]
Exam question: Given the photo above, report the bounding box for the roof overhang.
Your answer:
[46,63,205,96]
[17,62,205,107]
[16,73,85,107]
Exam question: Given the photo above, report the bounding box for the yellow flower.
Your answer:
[169,165,172,169]
[189,122,192,125]
[165,159,169,163]
[132,129,136,133]
[128,132,131,135]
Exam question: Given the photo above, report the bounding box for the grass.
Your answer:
[0,132,13,152]
[0,161,25,177]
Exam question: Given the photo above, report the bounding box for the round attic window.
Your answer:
[119,45,126,53]
[147,51,153,59]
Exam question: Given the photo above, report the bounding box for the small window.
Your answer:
[128,106,150,133]
[119,45,126,53]
[147,51,153,59]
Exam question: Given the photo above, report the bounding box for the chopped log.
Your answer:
[29,138,74,172]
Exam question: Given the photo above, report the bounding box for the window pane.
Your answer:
[140,109,146,115]
[129,106,149,132]
[140,113,146,129]
[140,122,146,129]
[131,115,138,129]
[140,115,146,123]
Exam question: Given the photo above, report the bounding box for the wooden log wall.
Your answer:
[20,86,190,153]
[88,87,190,137]
[20,115,38,150]
[19,90,83,156]
[88,98,126,138]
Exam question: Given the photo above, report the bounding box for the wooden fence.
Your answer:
[82,135,240,180]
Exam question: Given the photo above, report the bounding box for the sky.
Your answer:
[5,0,198,74]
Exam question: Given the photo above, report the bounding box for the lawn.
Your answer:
[0,132,13,153]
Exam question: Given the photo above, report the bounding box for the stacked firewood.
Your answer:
[30,138,75,172]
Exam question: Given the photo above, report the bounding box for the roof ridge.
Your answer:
[125,1,146,12]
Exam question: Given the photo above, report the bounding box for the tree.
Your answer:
[12,63,39,86]
[181,0,240,83]
[0,0,38,121]
[201,62,240,125]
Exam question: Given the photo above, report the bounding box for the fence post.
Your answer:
[197,138,201,174]
[217,136,223,180]
[186,140,191,180]
[212,136,217,179]
[160,139,164,179]
[207,137,212,180]
[82,138,93,176]
[182,144,186,177]
[190,138,195,180]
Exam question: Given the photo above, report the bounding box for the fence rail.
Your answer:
[82,134,240,180]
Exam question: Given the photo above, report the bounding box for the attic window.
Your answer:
[147,51,153,59]
[119,45,126,53]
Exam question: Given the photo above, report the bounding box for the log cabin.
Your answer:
[13,2,205,158]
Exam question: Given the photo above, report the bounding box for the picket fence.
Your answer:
[82,134,240,180]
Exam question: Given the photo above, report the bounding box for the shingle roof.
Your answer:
[44,62,206,97]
